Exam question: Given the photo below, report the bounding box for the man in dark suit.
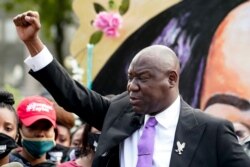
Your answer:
[13,11,250,167]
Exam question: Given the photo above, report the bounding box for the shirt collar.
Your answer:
[145,95,181,129]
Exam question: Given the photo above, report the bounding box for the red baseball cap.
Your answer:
[17,96,56,127]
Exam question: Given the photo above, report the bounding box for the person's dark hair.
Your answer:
[204,94,250,111]
[0,90,15,110]
[79,124,92,156]
[0,90,18,122]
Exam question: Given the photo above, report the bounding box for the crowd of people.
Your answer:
[0,10,250,167]
[0,91,100,167]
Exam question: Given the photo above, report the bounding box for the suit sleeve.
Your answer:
[217,120,250,167]
[29,59,110,130]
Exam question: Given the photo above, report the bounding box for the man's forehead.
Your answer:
[128,67,152,75]
[128,58,157,72]
[132,52,159,66]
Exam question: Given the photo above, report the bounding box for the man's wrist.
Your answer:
[24,37,44,56]
[24,46,53,72]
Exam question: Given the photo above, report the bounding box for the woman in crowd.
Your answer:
[0,90,23,166]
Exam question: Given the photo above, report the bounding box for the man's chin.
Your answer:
[132,106,145,114]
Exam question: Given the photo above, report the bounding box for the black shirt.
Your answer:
[10,152,56,167]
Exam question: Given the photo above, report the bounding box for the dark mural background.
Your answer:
[90,0,249,109]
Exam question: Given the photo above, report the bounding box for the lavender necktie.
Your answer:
[136,117,158,167]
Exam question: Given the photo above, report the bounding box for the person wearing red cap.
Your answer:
[11,96,57,167]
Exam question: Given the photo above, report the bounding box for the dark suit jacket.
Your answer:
[30,60,250,167]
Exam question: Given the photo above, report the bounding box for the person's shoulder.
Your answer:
[9,152,30,167]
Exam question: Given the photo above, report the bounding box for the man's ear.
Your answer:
[168,71,178,87]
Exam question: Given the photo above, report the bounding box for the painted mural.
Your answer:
[71,0,250,116]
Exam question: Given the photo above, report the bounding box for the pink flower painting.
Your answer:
[93,11,122,37]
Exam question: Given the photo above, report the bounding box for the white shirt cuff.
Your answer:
[24,46,53,72]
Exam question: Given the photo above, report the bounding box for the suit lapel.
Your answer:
[170,100,206,167]
[96,96,144,157]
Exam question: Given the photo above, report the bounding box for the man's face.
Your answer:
[127,55,170,115]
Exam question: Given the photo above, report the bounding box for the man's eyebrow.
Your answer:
[138,70,151,74]
[204,94,250,111]
[128,69,150,75]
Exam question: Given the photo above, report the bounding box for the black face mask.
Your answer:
[0,133,17,159]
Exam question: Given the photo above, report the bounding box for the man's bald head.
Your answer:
[131,45,180,74]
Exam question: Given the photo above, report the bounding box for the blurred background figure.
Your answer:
[204,94,250,156]
[71,125,85,148]
[233,122,250,144]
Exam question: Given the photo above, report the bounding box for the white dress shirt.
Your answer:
[120,96,181,167]
[24,46,53,71]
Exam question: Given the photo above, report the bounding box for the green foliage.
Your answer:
[119,0,130,15]
[0,0,74,40]
[108,0,116,10]
[93,2,106,13]
[0,0,36,12]
[89,31,103,45]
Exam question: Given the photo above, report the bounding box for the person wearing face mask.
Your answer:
[58,124,100,167]
[11,96,57,167]
[0,90,24,166]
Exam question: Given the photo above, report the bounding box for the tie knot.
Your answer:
[145,117,157,127]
